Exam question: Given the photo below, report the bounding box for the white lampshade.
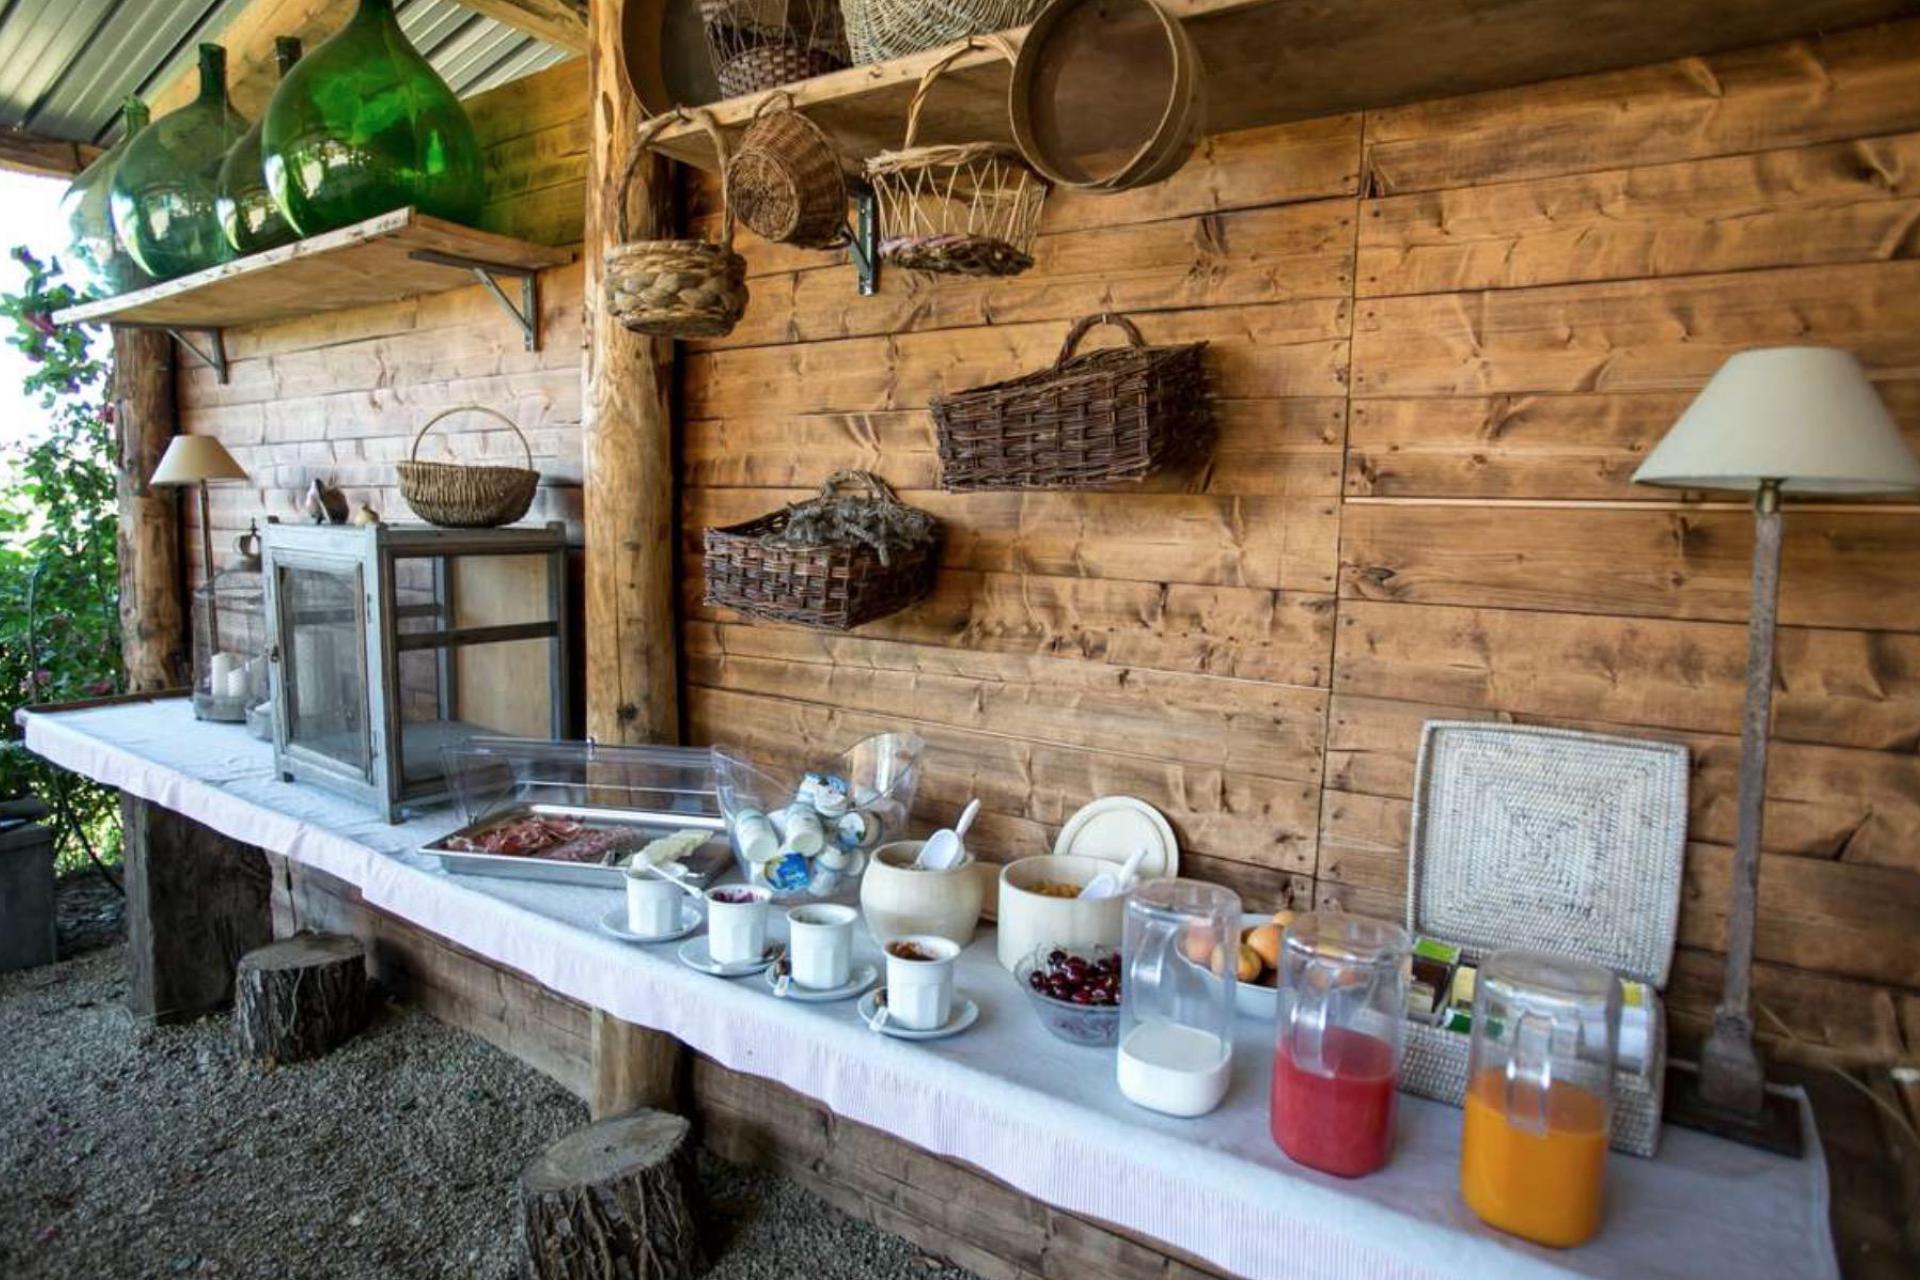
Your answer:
[1633,347,1920,495]
[150,435,249,486]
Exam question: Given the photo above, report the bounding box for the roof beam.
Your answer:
[0,128,100,179]
[457,1,588,55]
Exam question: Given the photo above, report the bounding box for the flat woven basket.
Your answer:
[605,108,749,339]
[396,405,540,528]
[930,311,1212,489]
[842,0,1045,63]
[728,91,849,249]
[1401,721,1689,1158]
[704,470,940,630]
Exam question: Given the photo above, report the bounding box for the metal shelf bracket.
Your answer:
[407,249,542,351]
[166,327,228,384]
[848,184,880,297]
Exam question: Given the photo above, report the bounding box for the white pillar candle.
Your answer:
[223,667,250,699]
[209,652,239,695]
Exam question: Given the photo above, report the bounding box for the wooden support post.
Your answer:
[590,1008,683,1119]
[121,798,273,1024]
[583,0,681,748]
[515,1111,706,1280]
[113,327,185,693]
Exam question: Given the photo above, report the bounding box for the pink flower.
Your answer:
[86,678,113,696]
[32,669,52,685]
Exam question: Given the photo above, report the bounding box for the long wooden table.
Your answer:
[22,700,1841,1280]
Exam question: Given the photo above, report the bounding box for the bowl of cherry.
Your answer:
[1016,944,1122,1046]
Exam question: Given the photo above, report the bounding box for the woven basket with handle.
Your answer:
[930,312,1212,489]
[699,0,847,97]
[396,405,540,528]
[865,36,1047,278]
[605,108,750,339]
[704,471,940,630]
[728,90,849,250]
[842,0,1045,64]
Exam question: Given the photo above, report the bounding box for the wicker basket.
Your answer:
[704,471,940,630]
[728,91,849,249]
[700,0,847,97]
[1399,721,1690,1158]
[396,406,540,528]
[930,312,1212,490]
[865,37,1048,278]
[605,108,749,339]
[842,0,1046,64]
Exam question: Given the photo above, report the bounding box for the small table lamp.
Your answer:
[150,435,250,650]
[1634,347,1920,1152]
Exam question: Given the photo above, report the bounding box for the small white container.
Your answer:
[625,872,682,936]
[705,884,771,964]
[995,855,1127,972]
[787,903,857,990]
[881,934,959,1031]
[859,841,984,948]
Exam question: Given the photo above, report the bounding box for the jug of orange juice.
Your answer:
[1460,951,1620,1248]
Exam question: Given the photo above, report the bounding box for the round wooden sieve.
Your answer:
[621,0,722,115]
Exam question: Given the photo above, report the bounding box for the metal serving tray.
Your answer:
[423,802,731,889]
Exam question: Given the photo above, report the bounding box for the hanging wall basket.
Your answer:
[704,471,941,630]
[728,90,850,249]
[605,107,750,339]
[699,0,848,98]
[864,37,1048,278]
[841,0,1047,65]
[396,405,541,528]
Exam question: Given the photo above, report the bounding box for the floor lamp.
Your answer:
[1633,347,1920,1153]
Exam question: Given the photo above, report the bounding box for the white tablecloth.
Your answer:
[23,702,1840,1280]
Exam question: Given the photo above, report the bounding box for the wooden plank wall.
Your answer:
[172,22,1920,1069]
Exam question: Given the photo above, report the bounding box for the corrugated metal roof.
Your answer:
[0,0,571,147]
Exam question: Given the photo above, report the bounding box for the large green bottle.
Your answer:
[261,0,485,237]
[109,45,248,281]
[217,37,304,257]
[60,97,157,297]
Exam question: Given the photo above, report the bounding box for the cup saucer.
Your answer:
[678,937,782,977]
[765,962,878,1003]
[856,987,980,1040]
[599,901,702,945]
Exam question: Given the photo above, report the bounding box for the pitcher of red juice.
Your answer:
[1461,951,1620,1248]
[1270,914,1410,1177]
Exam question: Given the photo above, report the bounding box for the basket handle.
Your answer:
[1057,312,1147,366]
[410,405,533,470]
[817,469,903,506]
[751,88,797,121]
[902,33,1021,152]
[619,107,736,250]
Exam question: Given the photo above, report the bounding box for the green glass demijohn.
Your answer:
[59,97,157,297]
[217,37,304,257]
[109,45,248,281]
[261,0,485,237]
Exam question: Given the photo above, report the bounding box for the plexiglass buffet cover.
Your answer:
[443,737,721,827]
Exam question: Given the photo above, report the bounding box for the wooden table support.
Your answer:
[590,1009,684,1119]
[113,326,184,693]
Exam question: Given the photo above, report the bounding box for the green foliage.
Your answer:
[0,246,122,868]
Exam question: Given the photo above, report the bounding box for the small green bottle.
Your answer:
[60,97,157,296]
[109,44,248,281]
[217,37,305,257]
[261,0,485,237]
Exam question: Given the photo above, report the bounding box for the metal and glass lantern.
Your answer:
[262,521,571,822]
[191,527,269,724]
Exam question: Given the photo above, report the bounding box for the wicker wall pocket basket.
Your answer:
[700,0,847,98]
[930,312,1212,490]
[865,37,1049,278]
[843,0,1046,64]
[606,108,749,339]
[397,405,541,528]
[728,91,849,249]
[704,471,940,629]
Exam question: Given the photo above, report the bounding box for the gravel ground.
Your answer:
[0,884,983,1280]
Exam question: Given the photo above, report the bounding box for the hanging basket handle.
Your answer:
[817,469,902,506]
[751,88,797,121]
[410,405,534,471]
[618,107,736,250]
[902,33,1021,151]
[1057,312,1147,366]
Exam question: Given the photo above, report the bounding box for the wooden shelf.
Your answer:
[54,208,573,340]
[647,0,1912,172]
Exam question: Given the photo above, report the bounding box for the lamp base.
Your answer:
[1664,1059,1805,1157]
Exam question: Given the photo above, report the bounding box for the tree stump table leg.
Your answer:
[234,932,368,1065]
[516,1110,705,1280]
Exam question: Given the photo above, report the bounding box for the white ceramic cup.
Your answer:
[705,884,771,965]
[625,871,682,936]
[787,903,857,990]
[879,934,960,1032]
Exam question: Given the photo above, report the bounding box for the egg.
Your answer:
[1247,923,1284,969]
[1235,944,1262,982]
